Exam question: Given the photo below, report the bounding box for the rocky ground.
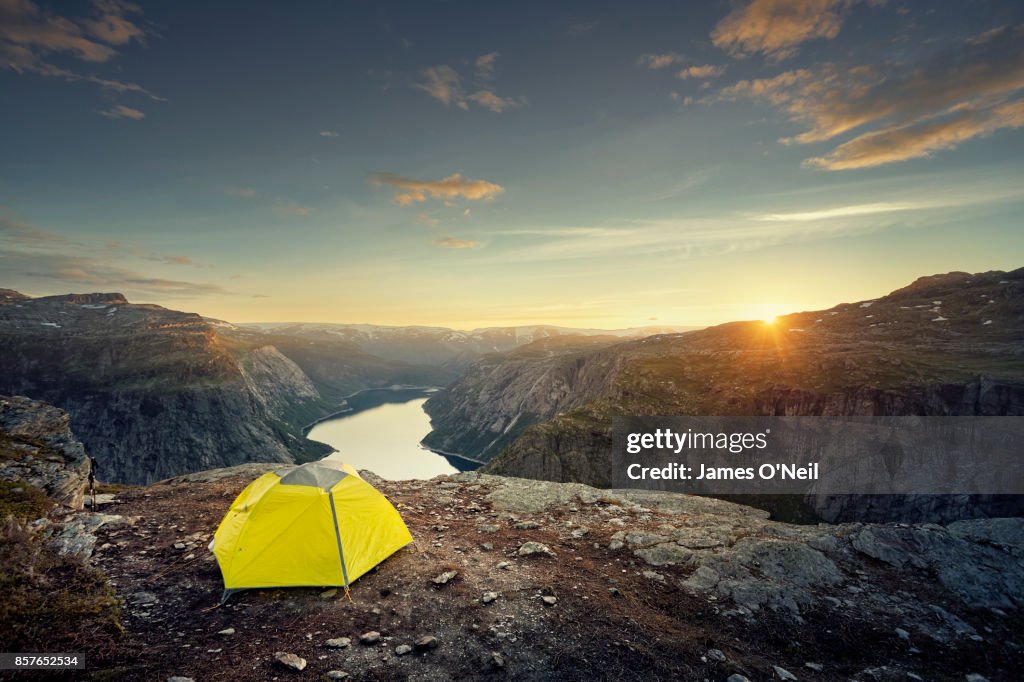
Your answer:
[19,465,1021,681]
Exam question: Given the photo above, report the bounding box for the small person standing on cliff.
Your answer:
[88,456,99,508]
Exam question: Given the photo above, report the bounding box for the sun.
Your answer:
[749,303,789,326]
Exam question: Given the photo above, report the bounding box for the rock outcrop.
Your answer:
[0,395,90,508]
[50,465,1024,680]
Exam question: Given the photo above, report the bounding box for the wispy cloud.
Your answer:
[435,236,480,249]
[415,213,440,228]
[805,99,1024,170]
[370,172,504,206]
[319,130,339,137]
[415,65,467,109]
[753,201,928,221]
[104,240,196,265]
[272,200,310,217]
[488,182,1020,263]
[567,19,598,36]
[475,52,499,80]
[0,210,68,245]
[414,54,524,113]
[0,210,218,298]
[716,26,1024,169]
[0,249,225,297]
[637,52,685,69]
[224,186,258,198]
[711,0,864,62]
[0,0,162,101]
[466,90,524,113]
[100,103,144,119]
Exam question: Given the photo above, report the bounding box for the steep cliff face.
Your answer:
[422,269,1024,521]
[0,294,331,484]
[421,336,630,460]
[0,395,90,508]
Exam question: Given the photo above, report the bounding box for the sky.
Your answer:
[1,0,1023,329]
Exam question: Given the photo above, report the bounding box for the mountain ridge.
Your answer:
[419,268,1024,521]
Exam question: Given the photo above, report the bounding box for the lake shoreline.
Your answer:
[306,387,479,479]
[301,384,445,435]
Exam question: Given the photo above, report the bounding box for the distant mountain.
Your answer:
[207,322,453,403]
[245,322,696,377]
[422,269,1024,521]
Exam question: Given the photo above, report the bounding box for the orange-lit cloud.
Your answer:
[415,65,467,109]
[467,90,523,113]
[100,104,144,119]
[0,0,159,99]
[716,26,1024,168]
[711,0,859,62]
[677,64,726,80]
[84,0,146,46]
[435,236,480,249]
[370,172,504,205]
[414,55,524,113]
[805,99,1024,170]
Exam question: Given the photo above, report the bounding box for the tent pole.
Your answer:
[327,491,351,592]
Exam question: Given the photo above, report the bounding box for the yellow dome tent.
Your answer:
[212,460,413,602]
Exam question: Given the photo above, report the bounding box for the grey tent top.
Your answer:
[275,461,351,490]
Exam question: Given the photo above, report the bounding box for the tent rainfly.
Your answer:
[212,460,412,602]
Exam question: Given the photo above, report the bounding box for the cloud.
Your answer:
[638,52,685,69]
[711,0,861,62]
[319,130,339,137]
[370,172,504,205]
[0,210,217,298]
[0,0,160,99]
[272,201,310,217]
[415,213,440,228]
[0,211,68,245]
[804,99,1024,170]
[104,239,197,266]
[0,249,224,297]
[467,90,523,113]
[754,201,929,221]
[435,236,480,249]
[716,27,1024,168]
[677,64,726,80]
[224,186,257,198]
[414,65,467,109]
[414,56,523,113]
[475,51,499,80]
[100,103,144,119]
[84,0,145,45]
[567,19,598,36]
